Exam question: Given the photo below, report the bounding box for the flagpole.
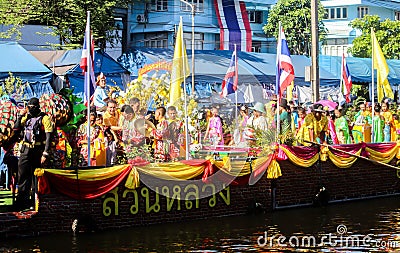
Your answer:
[371,27,375,143]
[340,54,344,99]
[234,44,238,137]
[181,16,190,160]
[86,11,91,166]
[276,22,282,143]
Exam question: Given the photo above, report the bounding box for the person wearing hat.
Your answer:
[244,102,268,144]
[12,97,53,210]
[92,72,109,111]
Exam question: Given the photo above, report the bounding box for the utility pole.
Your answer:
[311,0,319,102]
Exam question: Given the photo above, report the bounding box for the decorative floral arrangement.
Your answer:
[124,72,199,133]
[125,144,154,164]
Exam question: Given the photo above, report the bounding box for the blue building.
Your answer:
[321,0,400,56]
[128,0,274,53]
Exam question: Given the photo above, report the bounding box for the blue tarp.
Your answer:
[319,55,400,85]
[119,48,340,87]
[57,49,130,97]
[0,42,54,98]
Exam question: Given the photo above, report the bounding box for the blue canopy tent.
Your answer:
[0,42,54,99]
[54,49,130,98]
[319,55,400,85]
[119,48,340,89]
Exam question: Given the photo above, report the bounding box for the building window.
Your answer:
[183,32,204,50]
[358,6,368,18]
[144,32,168,48]
[395,11,400,20]
[181,0,204,13]
[251,41,261,53]
[324,38,349,46]
[324,7,347,19]
[248,10,263,23]
[147,0,168,12]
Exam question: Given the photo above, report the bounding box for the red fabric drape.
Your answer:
[41,165,132,199]
[366,142,397,153]
[329,143,364,158]
[280,145,319,160]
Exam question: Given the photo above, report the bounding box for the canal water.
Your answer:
[1,196,399,252]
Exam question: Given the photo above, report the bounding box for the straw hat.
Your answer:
[251,102,266,114]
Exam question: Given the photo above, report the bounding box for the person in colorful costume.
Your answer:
[352,102,371,143]
[334,108,351,144]
[372,104,384,143]
[380,102,393,142]
[326,110,339,144]
[167,106,183,161]
[149,107,170,161]
[204,106,224,146]
[296,104,327,145]
[232,105,249,146]
[77,111,105,166]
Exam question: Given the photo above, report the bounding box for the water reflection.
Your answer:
[1,196,399,252]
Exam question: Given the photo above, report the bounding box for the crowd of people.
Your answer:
[2,72,400,210]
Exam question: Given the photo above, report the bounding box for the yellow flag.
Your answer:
[371,30,394,102]
[169,17,190,106]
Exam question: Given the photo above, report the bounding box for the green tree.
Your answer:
[263,0,327,56]
[0,0,139,49]
[349,15,400,59]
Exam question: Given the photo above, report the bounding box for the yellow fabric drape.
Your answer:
[137,161,206,180]
[280,146,319,167]
[267,159,282,179]
[327,149,362,168]
[125,167,140,189]
[43,164,131,181]
[366,145,398,164]
[210,156,254,177]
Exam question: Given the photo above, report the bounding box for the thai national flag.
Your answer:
[276,27,295,99]
[80,20,96,103]
[214,0,252,52]
[341,53,352,103]
[220,47,238,97]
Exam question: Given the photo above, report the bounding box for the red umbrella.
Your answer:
[316,100,338,111]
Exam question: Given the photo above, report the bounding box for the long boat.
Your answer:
[0,142,399,238]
